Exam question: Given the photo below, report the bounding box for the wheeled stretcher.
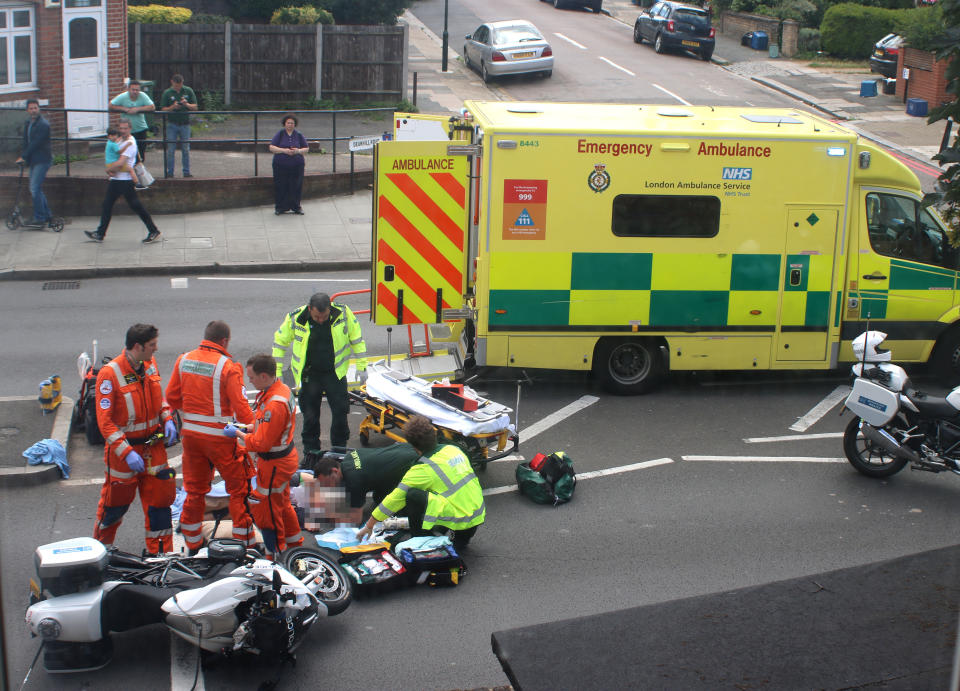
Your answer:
[350,361,518,470]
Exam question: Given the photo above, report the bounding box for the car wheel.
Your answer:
[481,62,492,83]
[592,1,602,11]
[654,33,665,53]
[633,24,643,43]
[553,0,565,8]
[463,47,471,69]
[700,48,713,61]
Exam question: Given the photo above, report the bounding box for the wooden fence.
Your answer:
[129,23,408,106]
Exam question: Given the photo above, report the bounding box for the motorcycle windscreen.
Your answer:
[372,140,469,325]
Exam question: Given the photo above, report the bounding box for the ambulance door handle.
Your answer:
[861,273,887,280]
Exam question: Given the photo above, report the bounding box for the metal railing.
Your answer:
[0,105,394,179]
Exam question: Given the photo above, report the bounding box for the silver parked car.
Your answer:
[463,20,554,82]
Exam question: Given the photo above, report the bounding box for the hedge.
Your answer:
[820,3,900,59]
[128,5,192,23]
[270,5,334,24]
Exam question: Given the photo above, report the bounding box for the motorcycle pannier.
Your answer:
[34,537,108,596]
[845,378,899,426]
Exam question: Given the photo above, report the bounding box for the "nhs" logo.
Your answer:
[722,167,752,180]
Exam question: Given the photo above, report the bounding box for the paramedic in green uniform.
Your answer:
[356,416,485,549]
[309,443,421,522]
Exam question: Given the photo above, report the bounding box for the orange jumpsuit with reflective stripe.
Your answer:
[244,379,302,556]
[93,353,176,554]
[166,340,256,550]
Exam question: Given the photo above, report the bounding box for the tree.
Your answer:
[924,0,960,238]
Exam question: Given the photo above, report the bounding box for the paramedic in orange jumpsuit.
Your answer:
[225,353,302,559]
[93,323,179,555]
[165,320,256,553]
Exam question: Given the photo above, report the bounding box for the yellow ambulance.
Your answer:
[371,101,957,393]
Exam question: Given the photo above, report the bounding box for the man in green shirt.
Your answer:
[159,74,197,178]
[109,80,155,163]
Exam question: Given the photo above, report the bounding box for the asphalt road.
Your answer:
[3,271,960,690]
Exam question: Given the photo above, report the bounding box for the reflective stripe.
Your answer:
[122,392,136,428]
[114,441,131,459]
[179,522,202,532]
[182,412,232,424]
[146,528,173,537]
[424,504,485,525]
[349,337,363,346]
[125,417,159,433]
[109,467,136,479]
[273,341,286,351]
[181,421,229,436]
[233,526,253,535]
[291,354,302,365]
[149,463,170,473]
[211,355,227,418]
[374,501,395,518]
[440,473,478,498]
[265,482,288,494]
[421,458,455,492]
[105,431,124,445]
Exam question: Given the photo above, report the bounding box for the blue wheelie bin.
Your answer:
[750,31,768,51]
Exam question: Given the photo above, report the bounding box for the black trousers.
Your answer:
[273,163,304,213]
[97,180,158,235]
[298,370,349,451]
[132,128,148,162]
[405,488,478,549]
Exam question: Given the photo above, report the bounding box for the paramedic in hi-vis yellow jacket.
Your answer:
[356,415,485,549]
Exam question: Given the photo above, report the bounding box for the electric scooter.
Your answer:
[6,162,64,232]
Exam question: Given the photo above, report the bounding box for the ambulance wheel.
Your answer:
[842,416,907,478]
[933,326,960,382]
[593,337,665,395]
[282,547,352,616]
[654,33,665,53]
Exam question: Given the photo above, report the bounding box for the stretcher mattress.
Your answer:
[364,361,513,436]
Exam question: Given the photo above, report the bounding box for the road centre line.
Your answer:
[651,83,692,105]
[789,385,850,432]
[599,56,635,76]
[483,457,673,496]
[745,432,843,443]
[683,455,846,463]
[554,32,587,49]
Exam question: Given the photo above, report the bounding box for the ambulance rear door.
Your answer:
[371,140,471,325]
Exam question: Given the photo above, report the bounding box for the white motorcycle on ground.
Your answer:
[842,331,960,478]
[24,537,351,676]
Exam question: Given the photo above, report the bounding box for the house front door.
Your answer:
[62,0,107,137]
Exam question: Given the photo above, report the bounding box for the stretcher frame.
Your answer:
[349,388,519,471]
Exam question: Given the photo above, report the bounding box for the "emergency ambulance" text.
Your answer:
[577,140,652,157]
[698,142,771,157]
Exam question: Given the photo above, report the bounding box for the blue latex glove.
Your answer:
[164,420,179,447]
[223,423,239,438]
[125,450,145,474]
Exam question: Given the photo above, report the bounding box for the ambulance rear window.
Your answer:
[612,194,720,238]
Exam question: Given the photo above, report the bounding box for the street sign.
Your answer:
[349,135,382,152]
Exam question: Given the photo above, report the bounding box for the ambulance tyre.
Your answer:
[593,337,666,395]
[282,546,352,616]
[933,326,960,381]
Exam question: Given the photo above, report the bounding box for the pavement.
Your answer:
[0,6,949,282]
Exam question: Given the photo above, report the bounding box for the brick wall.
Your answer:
[718,12,798,58]
[106,0,129,118]
[895,46,955,109]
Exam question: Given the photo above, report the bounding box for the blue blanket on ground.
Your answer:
[22,439,70,479]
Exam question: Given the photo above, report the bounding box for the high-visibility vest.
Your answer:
[373,445,485,531]
[95,354,173,476]
[244,379,297,466]
[271,302,366,386]
[166,341,253,437]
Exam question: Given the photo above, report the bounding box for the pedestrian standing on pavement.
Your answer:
[93,323,180,556]
[159,74,197,178]
[14,99,54,229]
[272,292,367,457]
[224,354,304,559]
[109,80,155,163]
[84,120,162,244]
[268,114,309,215]
[165,320,257,554]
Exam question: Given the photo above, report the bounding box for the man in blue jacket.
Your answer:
[15,99,53,229]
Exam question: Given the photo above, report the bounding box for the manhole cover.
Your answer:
[42,281,80,290]
[0,427,21,438]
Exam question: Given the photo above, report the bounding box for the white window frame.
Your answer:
[0,4,38,94]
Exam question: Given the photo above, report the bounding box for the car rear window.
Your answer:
[674,8,708,22]
[494,27,542,44]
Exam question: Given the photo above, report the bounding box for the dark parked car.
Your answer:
[545,0,602,13]
[633,1,715,61]
[869,33,902,79]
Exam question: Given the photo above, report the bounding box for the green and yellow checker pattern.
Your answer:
[486,252,832,331]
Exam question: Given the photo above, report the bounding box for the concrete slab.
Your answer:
[0,395,73,487]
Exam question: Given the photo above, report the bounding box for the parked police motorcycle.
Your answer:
[24,537,351,674]
[842,331,960,479]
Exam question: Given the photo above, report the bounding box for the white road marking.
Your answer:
[789,385,850,432]
[195,277,367,283]
[745,432,844,443]
[170,631,205,691]
[683,455,846,463]
[554,32,587,49]
[652,83,692,105]
[483,457,673,495]
[489,454,524,464]
[520,395,600,443]
[599,56,635,76]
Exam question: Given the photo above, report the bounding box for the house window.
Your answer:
[0,4,36,93]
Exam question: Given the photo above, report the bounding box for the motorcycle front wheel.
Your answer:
[283,546,352,616]
[842,416,908,478]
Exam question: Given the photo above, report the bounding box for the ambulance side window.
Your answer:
[865,192,956,268]
[612,194,720,238]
